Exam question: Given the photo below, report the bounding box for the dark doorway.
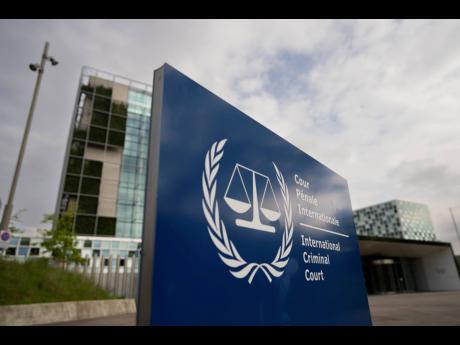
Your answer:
[362,256,410,294]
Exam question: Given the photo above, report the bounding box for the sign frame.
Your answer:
[137,66,164,326]
[137,64,372,326]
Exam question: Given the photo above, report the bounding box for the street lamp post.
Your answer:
[449,207,460,249]
[0,41,58,231]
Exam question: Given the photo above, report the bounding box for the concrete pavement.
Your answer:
[49,291,460,326]
[48,313,136,326]
[368,291,460,326]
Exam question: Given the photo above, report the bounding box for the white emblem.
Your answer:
[202,139,294,284]
[224,164,281,233]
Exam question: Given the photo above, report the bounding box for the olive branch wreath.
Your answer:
[201,139,294,284]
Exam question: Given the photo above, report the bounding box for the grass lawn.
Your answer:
[0,258,117,306]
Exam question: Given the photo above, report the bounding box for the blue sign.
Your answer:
[137,64,372,326]
[0,230,10,243]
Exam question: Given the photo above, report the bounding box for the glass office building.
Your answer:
[354,201,460,295]
[353,200,436,241]
[54,66,152,240]
[0,233,140,264]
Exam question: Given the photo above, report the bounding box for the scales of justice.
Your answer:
[224,164,281,233]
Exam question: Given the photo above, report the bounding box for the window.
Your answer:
[93,240,101,249]
[118,204,133,221]
[18,247,29,256]
[115,221,131,237]
[64,175,80,193]
[109,114,127,131]
[30,248,40,256]
[20,237,31,246]
[94,96,111,112]
[89,126,107,144]
[83,160,103,177]
[132,223,143,238]
[108,130,125,146]
[67,157,83,174]
[112,101,128,116]
[6,247,16,256]
[83,240,92,248]
[123,155,137,167]
[75,215,96,235]
[81,84,93,93]
[86,141,105,152]
[80,178,100,195]
[95,85,112,97]
[73,127,88,140]
[91,110,109,127]
[70,140,85,156]
[96,217,116,236]
[78,196,98,214]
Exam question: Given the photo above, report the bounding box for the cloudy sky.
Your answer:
[1,19,460,253]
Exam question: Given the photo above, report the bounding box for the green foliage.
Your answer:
[0,258,115,305]
[41,212,85,266]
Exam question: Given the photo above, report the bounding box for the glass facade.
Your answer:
[353,200,437,241]
[56,66,152,239]
[1,234,141,263]
[115,90,151,238]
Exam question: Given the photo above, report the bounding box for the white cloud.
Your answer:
[237,77,264,94]
[1,19,460,252]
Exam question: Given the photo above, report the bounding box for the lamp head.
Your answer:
[29,63,39,72]
[49,57,58,66]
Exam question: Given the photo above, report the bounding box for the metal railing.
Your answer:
[54,255,140,300]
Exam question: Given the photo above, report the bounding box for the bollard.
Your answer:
[114,256,120,296]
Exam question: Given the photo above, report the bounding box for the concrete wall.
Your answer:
[0,298,136,326]
[413,247,460,291]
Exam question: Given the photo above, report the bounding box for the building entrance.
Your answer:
[362,257,413,294]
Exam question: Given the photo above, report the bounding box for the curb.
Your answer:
[0,299,136,326]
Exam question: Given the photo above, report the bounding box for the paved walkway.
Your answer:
[48,313,136,326]
[368,291,460,326]
[50,291,460,326]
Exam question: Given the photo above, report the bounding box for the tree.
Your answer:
[41,212,85,268]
